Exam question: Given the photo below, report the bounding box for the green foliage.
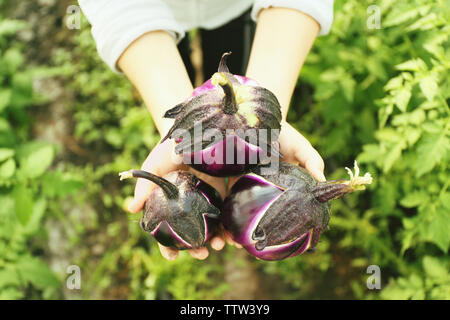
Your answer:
[269,0,450,299]
[0,11,82,298]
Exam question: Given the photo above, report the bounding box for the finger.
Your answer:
[224,230,243,249]
[158,243,179,260]
[188,167,227,199]
[210,235,226,251]
[128,141,182,213]
[305,157,326,182]
[226,176,242,193]
[188,247,209,260]
[293,137,326,182]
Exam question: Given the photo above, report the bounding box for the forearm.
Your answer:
[246,8,319,120]
[118,31,193,136]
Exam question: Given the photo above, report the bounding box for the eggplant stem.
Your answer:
[119,170,179,199]
[312,161,372,202]
[218,51,232,73]
[211,72,238,115]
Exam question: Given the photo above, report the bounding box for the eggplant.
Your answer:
[119,170,222,250]
[222,161,372,261]
[162,52,282,177]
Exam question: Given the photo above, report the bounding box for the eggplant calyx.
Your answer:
[119,169,179,199]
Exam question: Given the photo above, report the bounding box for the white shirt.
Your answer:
[78,0,334,73]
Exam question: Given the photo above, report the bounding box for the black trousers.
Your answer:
[178,9,256,83]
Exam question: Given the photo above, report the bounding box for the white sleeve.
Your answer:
[251,0,334,36]
[78,0,185,73]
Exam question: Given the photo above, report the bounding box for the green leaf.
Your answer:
[406,13,438,31]
[15,256,59,289]
[383,140,407,172]
[41,172,84,198]
[378,104,394,128]
[423,207,450,252]
[423,33,447,57]
[422,121,443,134]
[384,6,428,27]
[341,76,356,102]
[0,148,14,162]
[14,184,34,226]
[405,127,422,146]
[0,287,24,300]
[357,144,383,163]
[400,192,429,208]
[0,267,22,289]
[105,128,123,148]
[384,76,403,91]
[20,145,54,179]
[392,109,425,127]
[0,19,27,36]
[422,256,448,280]
[0,89,12,113]
[0,158,16,179]
[392,88,411,112]
[395,58,427,72]
[440,193,450,211]
[22,198,47,235]
[416,132,449,177]
[419,75,438,101]
[401,228,416,254]
[381,274,424,300]
[4,48,25,73]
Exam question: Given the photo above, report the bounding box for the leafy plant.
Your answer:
[264,0,449,299]
[0,12,82,299]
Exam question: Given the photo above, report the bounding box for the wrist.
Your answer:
[119,31,193,139]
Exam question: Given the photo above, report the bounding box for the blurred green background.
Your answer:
[0,0,448,300]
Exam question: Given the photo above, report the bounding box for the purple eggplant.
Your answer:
[222,161,372,261]
[119,170,222,250]
[162,52,282,177]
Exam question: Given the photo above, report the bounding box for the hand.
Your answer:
[126,138,241,260]
[277,120,326,182]
[228,121,325,190]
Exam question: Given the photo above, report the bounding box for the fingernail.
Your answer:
[123,197,134,212]
[315,170,326,182]
[127,199,136,213]
[127,199,140,213]
[211,238,225,251]
[319,172,326,182]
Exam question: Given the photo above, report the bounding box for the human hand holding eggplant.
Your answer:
[117,32,243,260]
[119,51,350,261]
[118,34,371,261]
[122,138,243,260]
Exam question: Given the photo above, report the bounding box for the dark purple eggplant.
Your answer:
[119,170,222,250]
[222,161,372,261]
[161,52,282,177]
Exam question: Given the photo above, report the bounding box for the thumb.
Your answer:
[293,142,326,182]
[128,140,182,213]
